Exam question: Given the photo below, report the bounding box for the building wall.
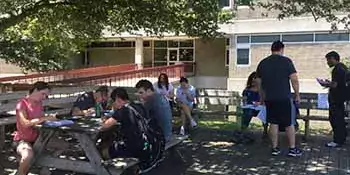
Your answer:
[195,38,227,77]
[228,43,350,93]
[81,47,153,67]
[0,59,26,77]
[88,48,134,66]
[193,38,228,88]
[77,38,229,89]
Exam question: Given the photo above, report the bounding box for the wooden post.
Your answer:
[304,108,311,141]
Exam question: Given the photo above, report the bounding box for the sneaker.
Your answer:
[325,141,341,148]
[190,119,197,128]
[179,126,185,135]
[288,147,303,157]
[271,147,281,156]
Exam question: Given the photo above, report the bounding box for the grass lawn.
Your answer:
[193,116,332,136]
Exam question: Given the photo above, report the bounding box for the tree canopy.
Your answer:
[0,0,233,72]
[255,0,350,31]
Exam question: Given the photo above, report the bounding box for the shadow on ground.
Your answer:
[1,126,349,175]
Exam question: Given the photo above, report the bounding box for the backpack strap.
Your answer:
[125,104,149,133]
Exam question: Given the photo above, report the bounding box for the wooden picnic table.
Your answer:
[14,116,139,175]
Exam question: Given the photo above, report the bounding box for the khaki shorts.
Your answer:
[13,140,34,154]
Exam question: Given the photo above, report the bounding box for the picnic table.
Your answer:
[14,116,139,175]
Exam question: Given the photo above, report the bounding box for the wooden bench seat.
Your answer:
[172,88,241,118]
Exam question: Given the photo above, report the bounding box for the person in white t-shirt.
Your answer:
[153,73,175,108]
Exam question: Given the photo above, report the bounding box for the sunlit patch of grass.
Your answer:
[173,114,332,135]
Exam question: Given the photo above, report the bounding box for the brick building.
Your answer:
[227,5,349,93]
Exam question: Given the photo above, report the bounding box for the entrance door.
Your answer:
[167,48,179,65]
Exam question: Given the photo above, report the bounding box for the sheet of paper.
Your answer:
[257,106,266,123]
[317,93,329,109]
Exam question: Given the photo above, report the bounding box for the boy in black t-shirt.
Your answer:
[322,51,348,148]
[100,87,145,159]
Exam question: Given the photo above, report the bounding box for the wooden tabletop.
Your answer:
[37,116,103,134]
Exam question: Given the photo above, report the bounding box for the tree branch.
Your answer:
[306,4,318,22]
[0,0,77,33]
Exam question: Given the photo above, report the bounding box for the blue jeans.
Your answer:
[241,109,259,130]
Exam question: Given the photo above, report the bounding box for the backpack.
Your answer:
[126,103,165,171]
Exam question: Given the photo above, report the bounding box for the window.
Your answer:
[90,42,114,47]
[315,33,349,42]
[168,40,179,47]
[82,51,90,66]
[251,35,280,43]
[154,41,167,48]
[179,49,194,61]
[219,0,231,8]
[236,0,252,6]
[226,49,230,66]
[180,40,194,47]
[154,49,167,61]
[226,38,230,66]
[115,41,133,47]
[237,36,250,43]
[236,48,250,65]
[143,41,151,47]
[282,34,314,42]
[153,40,195,64]
[89,41,135,48]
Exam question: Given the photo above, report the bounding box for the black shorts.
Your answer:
[265,99,297,127]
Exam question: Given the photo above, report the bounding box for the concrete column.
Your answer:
[135,38,144,69]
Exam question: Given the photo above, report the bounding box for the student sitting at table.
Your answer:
[100,87,146,159]
[135,79,172,142]
[100,87,164,171]
[242,72,268,138]
[71,86,109,116]
[13,81,57,175]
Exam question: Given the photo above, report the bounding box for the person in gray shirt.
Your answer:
[135,79,173,142]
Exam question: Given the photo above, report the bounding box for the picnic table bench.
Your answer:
[0,84,187,174]
[11,115,188,175]
[190,89,345,141]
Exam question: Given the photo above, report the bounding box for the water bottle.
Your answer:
[95,103,101,118]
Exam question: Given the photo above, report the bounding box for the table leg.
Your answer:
[0,125,5,150]
[73,133,111,175]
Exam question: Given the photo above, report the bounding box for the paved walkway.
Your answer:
[1,128,350,175]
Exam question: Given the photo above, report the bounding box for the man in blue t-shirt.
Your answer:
[256,41,302,157]
[71,86,109,116]
[135,79,172,142]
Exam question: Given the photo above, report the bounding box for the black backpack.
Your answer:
[126,103,165,171]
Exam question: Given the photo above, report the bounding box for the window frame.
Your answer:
[220,0,234,9]
[225,38,231,66]
[236,43,251,67]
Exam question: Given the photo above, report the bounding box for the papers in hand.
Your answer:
[316,78,330,87]
[317,93,329,109]
[44,120,74,127]
[241,104,264,111]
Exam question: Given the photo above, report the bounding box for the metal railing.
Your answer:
[0,64,137,84]
[59,63,185,87]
